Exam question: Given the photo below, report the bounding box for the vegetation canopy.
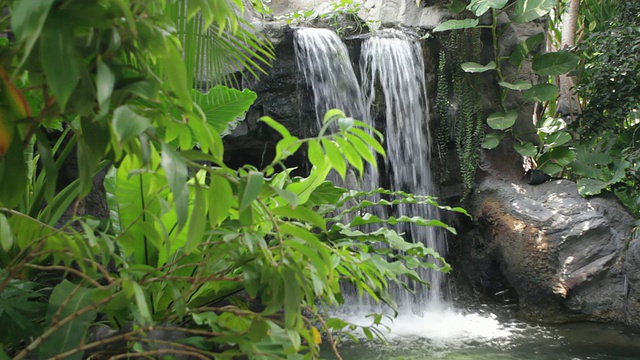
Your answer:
[0,0,461,359]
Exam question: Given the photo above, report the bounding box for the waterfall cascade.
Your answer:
[360,30,448,311]
[294,27,448,314]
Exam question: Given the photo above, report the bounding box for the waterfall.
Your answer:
[360,30,448,311]
[293,28,367,128]
[294,27,447,314]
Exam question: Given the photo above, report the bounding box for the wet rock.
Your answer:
[456,177,638,325]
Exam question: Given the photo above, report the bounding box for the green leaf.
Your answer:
[208,174,234,226]
[307,141,326,168]
[194,86,257,136]
[40,12,80,111]
[448,0,468,13]
[321,139,346,179]
[0,135,28,208]
[433,19,480,32]
[532,51,581,76]
[112,105,151,144]
[481,132,504,149]
[96,59,115,115]
[11,0,55,69]
[160,44,192,110]
[487,110,518,130]
[524,83,559,102]
[186,184,207,254]
[274,205,326,230]
[461,61,497,73]
[335,136,363,176]
[577,178,608,196]
[512,0,555,23]
[544,131,572,148]
[0,213,13,251]
[346,133,377,167]
[514,142,538,157]
[498,80,532,91]
[537,117,567,134]
[509,32,545,66]
[467,0,509,16]
[161,144,189,230]
[239,171,263,212]
[78,120,110,197]
[259,116,291,138]
[38,280,96,360]
[130,281,152,324]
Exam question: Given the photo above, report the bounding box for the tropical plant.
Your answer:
[0,0,460,358]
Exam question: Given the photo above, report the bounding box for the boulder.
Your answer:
[457,177,639,325]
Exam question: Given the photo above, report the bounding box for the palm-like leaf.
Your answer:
[168,0,275,89]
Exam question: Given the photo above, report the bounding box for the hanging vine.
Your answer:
[436,28,485,201]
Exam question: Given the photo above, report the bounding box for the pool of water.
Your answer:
[321,306,640,359]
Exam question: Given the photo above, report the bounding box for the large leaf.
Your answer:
[40,11,80,111]
[481,132,504,149]
[193,86,257,136]
[112,105,151,144]
[11,0,55,69]
[38,281,96,360]
[509,32,545,66]
[524,83,559,102]
[467,0,509,16]
[105,152,164,265]
[532,51,580,76]
[487,110,518,130]
[512,0,555,23]
[433,19,480,32]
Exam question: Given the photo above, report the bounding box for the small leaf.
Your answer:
[487,110,518,130]
[321,139,346,179]
[307,141,326,168]
[161,143,189,230]
[311,327,322,345]
[481,132,504,149]
[274,205,326,230]
[96,59,115,115]
[433,19,480,32]
[208,174,233,226]
[467,0,509,16]
[514,142,538,157]
[461,61,496,73]
[524,83,559,102]
[537,117,567,134]
[186,184,207,254]
[512,0,555,23]
[0,213,14,251]
[239,171,264,212]
[532,51,580,76]
[112,105,151,144]
[335,136,363,176]
[259,116,291,138]
[544,131,572,148]
[131,282,152,323]
[498,80,532,91]
[509,32,545,66]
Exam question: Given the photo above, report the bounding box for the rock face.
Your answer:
[456,177,639,324]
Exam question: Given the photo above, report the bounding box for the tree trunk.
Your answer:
[556,0,580,120]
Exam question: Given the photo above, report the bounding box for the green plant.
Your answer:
[433,1,580,193]
[0,1,462,358]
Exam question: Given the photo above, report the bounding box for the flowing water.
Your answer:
[293,27,640,359]
[360,30,447,311]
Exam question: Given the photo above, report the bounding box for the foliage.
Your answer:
[436,29,484,200]
[0,1,460,359]
[274,0,376,35]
